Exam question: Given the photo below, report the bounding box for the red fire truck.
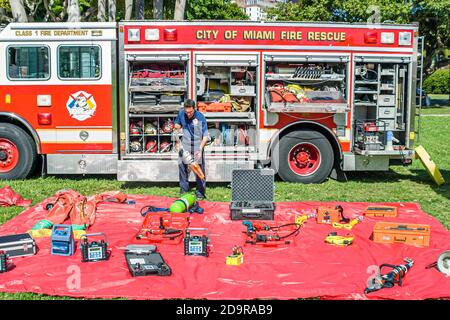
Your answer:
[0,21,420,183]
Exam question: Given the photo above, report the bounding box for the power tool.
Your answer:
[243,221,302,247]
[365,258,414,294]
[294,213,317,227]
[426,251,450,275]
[332,216,363,230]
[317,205,349,225]
[324,232,354,246]
[242,220,270,233]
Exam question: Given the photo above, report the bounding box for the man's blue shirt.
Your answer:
[174,109,208,151]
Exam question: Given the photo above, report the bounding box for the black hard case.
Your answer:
[230,169,276,220]
[0,233,37,257]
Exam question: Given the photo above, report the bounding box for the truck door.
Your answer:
[52,41,114,155]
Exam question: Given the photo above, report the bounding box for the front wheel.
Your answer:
[275,130,334,184]
[0,123,37,180]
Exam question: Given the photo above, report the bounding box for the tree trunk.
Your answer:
[67,0,81,22]
[153,0,163,19]
[135,0,144,20]
[9,0,28,22]
[98,0,106,21]
[125,0,133,20]
[43,0,57,21]
[174,0,186,21]
[108,0,116,22]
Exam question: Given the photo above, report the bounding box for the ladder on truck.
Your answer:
[413,36,445,186]
[415,36,425,144]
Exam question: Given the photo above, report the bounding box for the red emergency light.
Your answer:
[38,113,52,125]
[164,29,177,41]
[364,31,378,44]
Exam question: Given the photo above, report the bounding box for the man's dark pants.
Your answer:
[179,152,206,198]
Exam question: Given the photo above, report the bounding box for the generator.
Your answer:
[51,224,75,256]
[230,169,275,220]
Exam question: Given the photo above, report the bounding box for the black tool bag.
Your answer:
[0,233,37,257]
[230,169,275,220]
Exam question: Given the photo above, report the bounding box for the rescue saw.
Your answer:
[173,130,206,181]
[365,258,414,294]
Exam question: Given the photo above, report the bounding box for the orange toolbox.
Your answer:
[198,102,232,112]
[365,206,398,218]
[373,222,430,247]
[317,206,349,225]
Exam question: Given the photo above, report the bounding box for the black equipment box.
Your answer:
[184,228,209,257]
[80,233,109,262]
[0,233,36,257]
[124,244,171,277]
[230,169,275,220]
[0,252,8,273]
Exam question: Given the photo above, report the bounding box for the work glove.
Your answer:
[194,149,202,162]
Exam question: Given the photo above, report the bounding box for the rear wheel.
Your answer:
[275,129,334,183]
[0,123,37,180]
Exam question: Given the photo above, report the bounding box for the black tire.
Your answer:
[274,129,334,184]
[0,123,37,180]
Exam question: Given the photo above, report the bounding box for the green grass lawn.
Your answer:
[0,116,449,300]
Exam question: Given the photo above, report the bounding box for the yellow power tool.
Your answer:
[325,232,354,246]
[295,213,317,227]
[332,216,363,230]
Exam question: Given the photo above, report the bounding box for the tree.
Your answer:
[135,0,144,19]
[9,0,28,21]
[154,0,163,19]
[186,0,248,20]
[174,0,185,20]
[125,0,133,20]
[67,0,81,21]
[98,0,106,21]
[108,0,115,21]
[98,0,116,21]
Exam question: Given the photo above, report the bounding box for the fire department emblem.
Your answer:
[66,91,97,121]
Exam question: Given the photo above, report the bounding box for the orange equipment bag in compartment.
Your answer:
[268,84,299,103]
[373,222,430,247]
[365,206,398,218]
[317,205,349,225]
[198,102,232,112]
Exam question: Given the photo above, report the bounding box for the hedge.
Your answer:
[423,69,450,94]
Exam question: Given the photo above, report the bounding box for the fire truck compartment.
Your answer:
[264,54,349,113]
[47,154,117,174]
[352,55,413,157]
[125,54,189,157]
[117,159,254,182]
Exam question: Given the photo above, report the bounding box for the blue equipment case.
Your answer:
[51,224,75,256]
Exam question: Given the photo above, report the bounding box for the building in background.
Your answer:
[232,0,280,21]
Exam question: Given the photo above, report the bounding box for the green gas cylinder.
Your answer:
[169,193,196,213]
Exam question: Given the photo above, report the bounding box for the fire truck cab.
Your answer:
[0,21,419,183]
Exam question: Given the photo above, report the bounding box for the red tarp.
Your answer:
[0,186,31,207]
[0,194,449,300]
